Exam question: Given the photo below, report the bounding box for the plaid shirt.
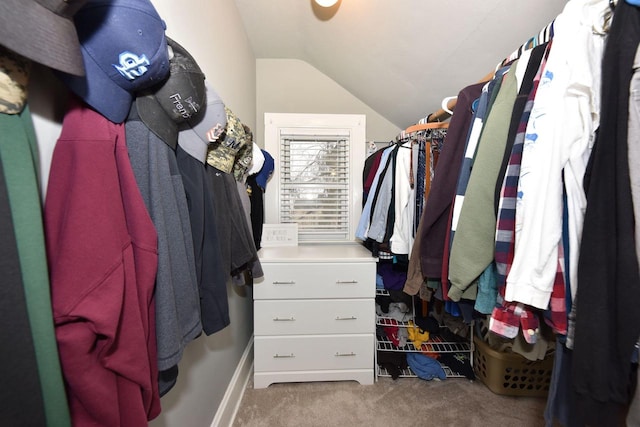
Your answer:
[491,42,569,343]
[546,242,568,335]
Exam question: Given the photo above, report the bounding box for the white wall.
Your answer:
[256,58,400,148]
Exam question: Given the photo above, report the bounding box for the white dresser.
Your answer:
[253,244,377,389]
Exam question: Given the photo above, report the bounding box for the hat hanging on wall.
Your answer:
[206,107,248,174]
[177,82,227,163]
[136,36,207,149]
[254,149,274,191]
[0,0,86,76]
[56,0,171,123]
[0,45,32,115]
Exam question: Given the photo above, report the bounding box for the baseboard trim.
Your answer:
[210,335,254,427]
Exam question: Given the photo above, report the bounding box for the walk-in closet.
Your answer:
[2,1,639,426]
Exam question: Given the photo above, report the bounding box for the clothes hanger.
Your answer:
[440,96,457,115]
[593,0,616,35]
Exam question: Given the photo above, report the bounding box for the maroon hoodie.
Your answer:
[45,98,161,426]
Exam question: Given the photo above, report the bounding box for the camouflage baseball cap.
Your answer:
[206,107,247,173]
[232,124,254,181]
[0,45,31,115]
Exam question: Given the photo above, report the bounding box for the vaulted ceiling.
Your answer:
[233,0,567,129]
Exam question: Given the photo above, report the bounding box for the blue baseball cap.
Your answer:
[57,0,170,123]
[255,149,274,191]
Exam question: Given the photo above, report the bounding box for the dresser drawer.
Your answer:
[254,335,374,373]
[254,299,374,335]
[254,262,375,300]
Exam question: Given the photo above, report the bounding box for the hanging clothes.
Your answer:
[490,42,557,344]
[0,144,47,427]
[176,128,230,335]
[45,98,161,426]
[358,125,449,259]
[0,69,71,427]
[572,1,640,424]
[177,82,231,335]
[356,145,395,242]
[417,81,484,278]
[206,108,262,281]
[505,0,608,311]
[390,140,414,255]
[125,103,203,396]
[448,59,519,301]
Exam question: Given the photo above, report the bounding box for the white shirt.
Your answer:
[390,140,414,255]
[505,0,608,308]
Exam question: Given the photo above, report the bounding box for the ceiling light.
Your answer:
[315,0,338,7]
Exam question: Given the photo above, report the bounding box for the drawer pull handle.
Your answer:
[273,353,295,358]
[336,280,358,284]
[273,316,296,321]
[335,316,357,320]
[272,281,296,285]
[335,352,356,357]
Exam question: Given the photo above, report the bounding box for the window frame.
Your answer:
[264,113,366,244]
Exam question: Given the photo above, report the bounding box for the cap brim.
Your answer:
[189,83,227,142]
[56,52,133,123]
[0,0,84,76]
[136,95,178,148]
[166,36,204,76]
[177,126,208,163]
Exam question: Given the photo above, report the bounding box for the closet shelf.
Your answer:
[376,336,471,353]
[377,365,468,379]
[375,287,474,381]
[376,316,412,327]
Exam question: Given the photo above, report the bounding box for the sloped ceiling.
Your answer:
[233,0,567,129]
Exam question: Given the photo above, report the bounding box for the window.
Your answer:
[264,113,366,243]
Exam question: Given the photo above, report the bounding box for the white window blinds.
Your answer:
[264,113,366,244]
[280,134,350,242]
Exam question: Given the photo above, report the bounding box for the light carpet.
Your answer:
[232,375,547,427]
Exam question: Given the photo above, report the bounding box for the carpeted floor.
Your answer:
[232,374,547,427]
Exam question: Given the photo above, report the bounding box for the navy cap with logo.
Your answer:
[136,37,206,149]
[57,0,170,123]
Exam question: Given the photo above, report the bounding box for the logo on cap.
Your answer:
[170,93,199,119]
[114,51,151,80]
[206,123,225,142]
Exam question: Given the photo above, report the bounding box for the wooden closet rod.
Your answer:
[426,70,496,123]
